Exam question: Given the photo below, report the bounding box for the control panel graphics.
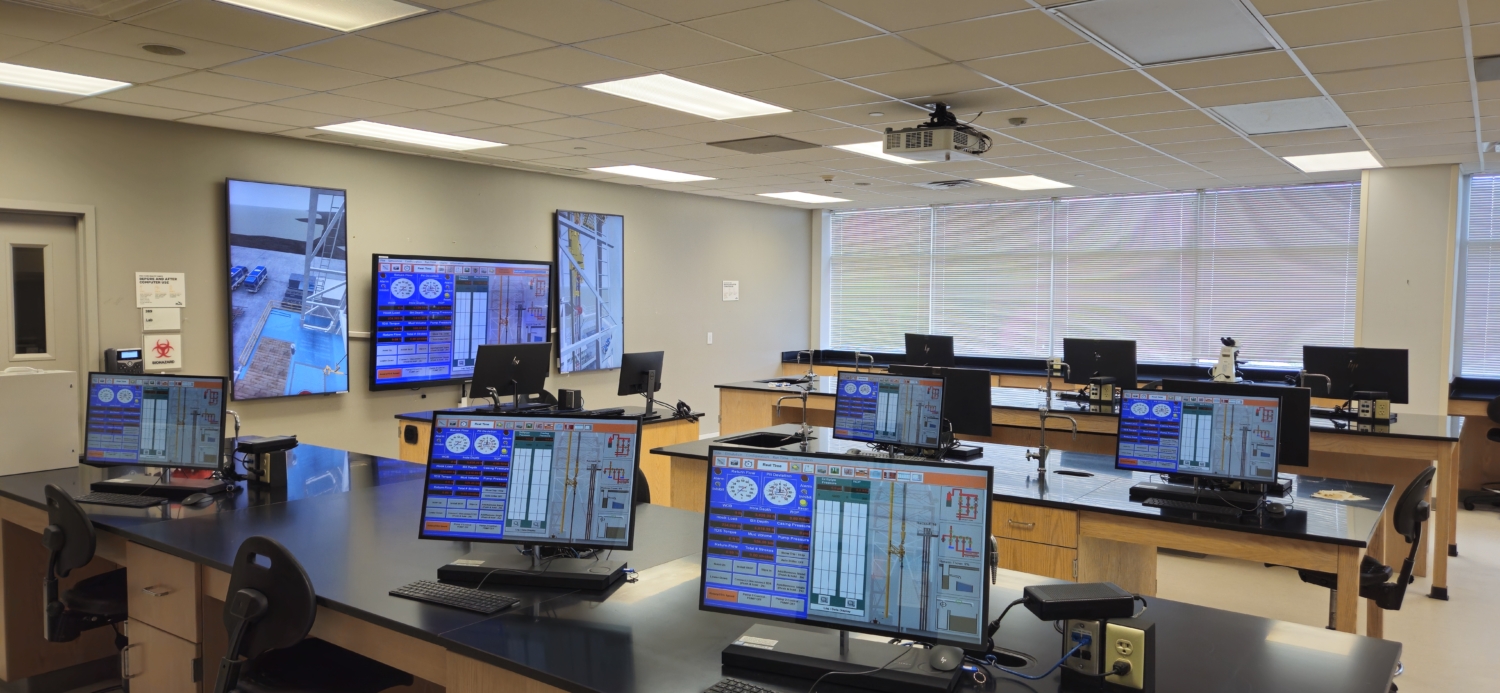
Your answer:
[1118,391,1280,483]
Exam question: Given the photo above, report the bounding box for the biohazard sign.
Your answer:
[144,333,183,371]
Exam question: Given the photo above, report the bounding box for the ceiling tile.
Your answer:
[684,0,881,53]
[59,23,260,70]
[1361,118,1474,139]
[359,13,554,62]
[594,150,693,165]
[502,86,637,115]
[1146,52,1303,90]
[528,154,618,169]
[586,130,697,148]
[1366,131,1477,149]
[154,71,310,102]
[333,79,481,109]
[1179,77,1322,108]
[578,25,754,70]
[611,0,783,22]
[283,36,460,79]
[965,44,1128,85]
[791,126,886,146]
[1128,124,1239,144]
[13,44,192,83]
[670,55,825,93]
[455,0,666,43]
[747,80,884,110]
[100,84,249,113]
[821,0,1029,32]
[651,120,767,142]
[215,104,345,128]
[216,56,381,91]
[1065,93,1194,119]
[1267,0,1461,48]
[731,111,843,134]
[1474,22,1500,56]
[179,113,293,133]
[483,47,650,86]
[1296,29,1465,74]
[651,142,742,159]
[899,10,1083,62]
[126,0,338,53]
[530,138,630,155]
[372,110,495,133]
[468,144,566,160]
[1009,120,1112,142]
[776,36,948,79]
[814,101,932,127]
[1249,128,1360,147]
[457,126,565,144]
[1095,109,1218,133]
[1330,83,1472,111]
[1345,101,1475,126]
[0,2,106,42]
[588,104,710,128]
[1372,142,1480,159]
[1316,59,1470,95]
[71,97,195,120]
[970,105,1079,129]
[273,92,410,118]
[0,34,44,61]
[401,64,557,98]
[1021,71,1164,104]
[849,64,995,100]
[517,117,635,137]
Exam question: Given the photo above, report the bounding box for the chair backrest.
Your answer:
[1488,395,1500,424]
[42,485,95,577]
[1392,466,1436,544]
[633,465,651,506]
[222,536,316,660]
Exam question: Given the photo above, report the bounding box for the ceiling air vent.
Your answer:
[915,179,982,190]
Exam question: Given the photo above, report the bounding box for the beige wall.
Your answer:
[0,98,812,456]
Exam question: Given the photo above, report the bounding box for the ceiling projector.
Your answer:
[883,103,993,162]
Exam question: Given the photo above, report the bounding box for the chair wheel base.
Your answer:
[1428,586,1449,600]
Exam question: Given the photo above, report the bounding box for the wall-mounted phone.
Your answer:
[104,348,143,374]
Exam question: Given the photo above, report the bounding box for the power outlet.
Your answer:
[1104,620,1154,691]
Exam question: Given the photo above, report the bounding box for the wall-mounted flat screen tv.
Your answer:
[227,179,349,400]
[555,210,624,374]
[369,254,552,391]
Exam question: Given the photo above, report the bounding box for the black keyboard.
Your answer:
[389,580,519,614]
[1142,497,1244,517]
[73,492,167,508]
[704,679,778,693]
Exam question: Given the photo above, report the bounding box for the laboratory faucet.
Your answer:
[775,386,813,449]
[853,350,874,373]
[796,350,816,378]
[1028,358,1078,474]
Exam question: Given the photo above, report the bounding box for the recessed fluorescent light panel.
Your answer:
[0,62,129,95]
[1283,151,1382,173]
[758,192,849,203]
[590,165,714,182]
[1054,0,1275,65]
[1211,97,1348,135]
[584,74,788,120]
[978,175,1073,190]
[218,0,424,32]
[316,121,501,151]
[833,141,930,165]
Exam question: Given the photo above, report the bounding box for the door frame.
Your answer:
[0,198,100,379]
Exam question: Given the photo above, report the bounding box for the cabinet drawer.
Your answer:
[125,619,200,693]
[991,501,1078,548]
[127,542,201,642]
[996,538,1077,582]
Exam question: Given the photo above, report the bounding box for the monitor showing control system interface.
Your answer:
[699,447,993,648]
[419,413,640,550]
[833,371,945,450]
[84,373,227,469]
[371,254,552,390]
[1117,390,1281,483]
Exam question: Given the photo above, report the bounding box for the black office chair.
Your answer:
[212,536,412,693]
[41,485,128,683]
[1461,396,1500,511]
[634,465,651,506]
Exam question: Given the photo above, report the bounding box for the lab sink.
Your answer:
[716,431,812,448]
[755,376,815,385]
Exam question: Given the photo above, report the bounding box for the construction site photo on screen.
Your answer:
[556,210,623,374]
[227,179,349,400]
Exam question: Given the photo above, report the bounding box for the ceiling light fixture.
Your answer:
[1282,151,1382,173]
[1052,0,1275,66]
[316,121,501,151]
[590,165,715,182]
[833,141,930,165]
[584,74,788,120]
[0,62,130,95]
[217,0,425,32]
[977,175,1073,190]
[1210,96,1348,135]
[758,192,849,203]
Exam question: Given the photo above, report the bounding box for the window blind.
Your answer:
[932,200,1052,357]
[828,206,931,353]
[1460,174,1500,377]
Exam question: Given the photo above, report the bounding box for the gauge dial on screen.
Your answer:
[390,278,416,299]
[858,383,873,396]
[418,278,443,300]
[1152,403,1173,418]
[843,382,857,395]
[1130,402,1149,417]
[97,388,114,403]
[116,389,134,404]
[444,433,471,454]
[764,479,796,506]
[726,476,759,503]
[474,434,500,455]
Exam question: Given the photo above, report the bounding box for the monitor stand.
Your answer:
[722,624,962,693]
[639,370,662,420]
[90,468,226,500]
[436,545,627,591]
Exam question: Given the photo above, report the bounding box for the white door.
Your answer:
[0,212,80,374]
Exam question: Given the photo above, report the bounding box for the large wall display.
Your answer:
[555,210,624,374]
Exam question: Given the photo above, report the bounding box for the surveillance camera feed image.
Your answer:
[1117,391,1281,482]
[371,255,551,390]
[701,449,992,647]
[556,211,623,374]
[227,179,348,400]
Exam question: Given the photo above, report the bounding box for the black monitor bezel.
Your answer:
[832,370,948,451]
[84,371,229,470]
[617,351,664,396]
[697,445,994,650]
[1301,346,1409,404]
[888,364,992,438]
[368,253,555,392]
[470,342,553,399]
[417,410,643,551]
[1161,379,1309,468]
[1062,338,1138,386]
[904,333,955,368]
[1114,388,1283,484]
[555,210,626,375]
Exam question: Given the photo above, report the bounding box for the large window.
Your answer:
[1460,174,1500,377]
[827,182,1361,366]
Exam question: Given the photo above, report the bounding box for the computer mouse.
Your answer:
[1266,502,1287,517]
[928,645,964,672]
[182,493,214,507]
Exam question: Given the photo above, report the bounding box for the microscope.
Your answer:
[1211,337,1242,383]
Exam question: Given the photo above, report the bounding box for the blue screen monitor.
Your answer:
[1116,389,1281,483]
[419,412,640,550]
[84,372,227,470]
[370,254,552,391]
[833,371,945,450]
[699,446,993,648]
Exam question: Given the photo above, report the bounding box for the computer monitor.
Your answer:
[85,373,227,469]
[1116,389,1281,483]
[1162,379,1309,467]
[833,371,945,450]
[617,351,663,396]
[888,365,991,438]
[470,343,551,410]
[700,446,993,649]
[1302,346,1409,404]
[1062,338,1137,386]
[904,333,955,368]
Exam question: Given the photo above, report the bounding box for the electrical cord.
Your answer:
[807,647,914,693]
[984,598,1025,651]
[988,638,1087,681]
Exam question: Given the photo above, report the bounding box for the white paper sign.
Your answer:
[722,280,739,301]
[142,307,181,332]
[135,272,186,308]
[144,334,182,371]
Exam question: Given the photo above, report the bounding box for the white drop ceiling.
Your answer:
[0,0,1496,209]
